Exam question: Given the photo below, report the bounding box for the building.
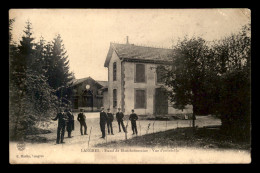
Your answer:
[104,40,192,115]
[70,77,108,112]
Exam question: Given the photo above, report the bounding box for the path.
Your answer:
[10,114,251,164]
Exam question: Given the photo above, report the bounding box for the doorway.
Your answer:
[83,90,94,111]
[154,88,168,115]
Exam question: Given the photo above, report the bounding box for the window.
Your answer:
[135,64,145,83]
[156,66,164,84]
[113,62,117,81]
[135,89,146,109]
[113,89,117,108]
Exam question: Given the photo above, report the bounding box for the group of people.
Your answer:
[52,107,139,144]
[52,108,74,144]
[100,107,139,139]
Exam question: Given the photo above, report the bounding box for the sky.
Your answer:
[9,9,250,81]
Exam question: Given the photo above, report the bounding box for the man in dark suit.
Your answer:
[129,109,138,135]
[77,109,87,135]
[106,108,114,135]
[52,108,68,144]
[66,109,74,138]
[100,107,108,138]
[116,108,126,133]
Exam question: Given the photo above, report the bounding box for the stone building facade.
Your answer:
[104,41,192,115]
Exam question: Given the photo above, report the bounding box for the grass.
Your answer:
[25,126,52,135]
[124,113,194,120]
[95,126,251,151]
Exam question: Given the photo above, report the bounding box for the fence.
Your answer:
[93,117,220,146]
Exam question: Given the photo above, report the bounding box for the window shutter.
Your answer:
[113,62,117,81]
[135,64,145,83]
[113,89,117,108]
[135,90,146,108]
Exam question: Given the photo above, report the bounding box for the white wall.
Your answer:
[123,62,193,115]
[107,51,193,115]
[108,51,122,114]
[124,62,157,115]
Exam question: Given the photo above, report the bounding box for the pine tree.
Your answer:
[45,34,74,107]
[9,21,58,140]
[32,36,45,73]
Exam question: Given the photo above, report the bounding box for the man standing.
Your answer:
[116,108,126,133]
[129,109,138,135]
[106,108,114,135]
[77,109,87,135]
[52,108,68,144]
[100,107,108,138]
[66,109,74,138]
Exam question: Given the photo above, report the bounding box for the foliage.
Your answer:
[160,36,213,120]
[9,20,74,140]
[213,24,251,140]
[161,24,251,138]
[44,34,74,106]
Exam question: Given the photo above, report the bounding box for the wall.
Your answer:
[106,50,193,115]
[72,79,104,111]
[123,62,157,115]
[102,90,109,110]
[108,51,122,114]
[123,62,193,115]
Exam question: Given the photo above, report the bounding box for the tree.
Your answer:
[213,24,251,140]
[45,34,74,107]
[9,18,15,43]
[161,37,211,127]
[9,21,58,140]
[161,24,250,139]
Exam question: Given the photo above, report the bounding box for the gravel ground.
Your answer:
[26,113,221,147]
[10,113,251,164]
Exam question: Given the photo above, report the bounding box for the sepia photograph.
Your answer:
[9,8,251,164]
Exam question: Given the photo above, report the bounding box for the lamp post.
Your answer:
[85,85,93,112]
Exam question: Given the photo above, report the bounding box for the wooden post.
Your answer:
[166,120,167,130]
[192,108,195,128]
[153,121,155,133]
[125,120,128,140]
[105,129,107,143]
[177,121,178,128]
[147,123,150,134]
[139,121,141,135]
[88,126,92,148]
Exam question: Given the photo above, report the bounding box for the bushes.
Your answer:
[9,20,71,141]
[218,70,250,141]
[161,24,250,137]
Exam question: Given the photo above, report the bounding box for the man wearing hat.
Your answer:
[100,107,108,138]
[116,108,126,133]
[66,109,74,138]
[129,109,138,135]
[106,108,114,135]
[77,109,87,135]
[52,108,68,144]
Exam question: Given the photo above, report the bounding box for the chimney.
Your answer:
[126,36,129,44]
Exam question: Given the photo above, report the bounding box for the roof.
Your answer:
[104,43,173,67]
[71,77,108,88]
[96,81,108,88]
[71,77,89,86]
